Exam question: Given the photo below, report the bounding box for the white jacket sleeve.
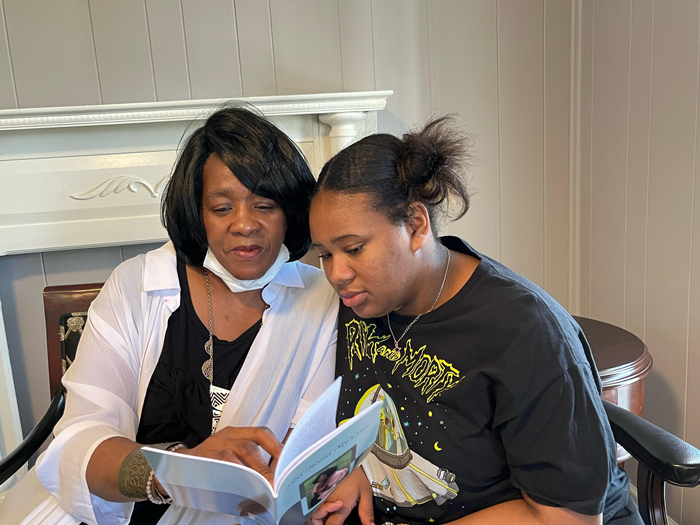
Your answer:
[36,257,148,525]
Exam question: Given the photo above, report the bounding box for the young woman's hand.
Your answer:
[176,426,283,484]
[310,468,375,525]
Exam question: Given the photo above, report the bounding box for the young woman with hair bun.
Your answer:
[309,116,641,525]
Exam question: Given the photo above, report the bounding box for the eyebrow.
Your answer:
[205,188,234,199]
[311,234,362,248]
[205,187,270,200]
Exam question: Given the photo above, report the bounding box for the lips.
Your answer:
[340,291,368,308]
[230,244,263,259]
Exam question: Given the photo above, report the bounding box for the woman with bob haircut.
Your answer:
[2,106,338,525]
[308,116,642,525]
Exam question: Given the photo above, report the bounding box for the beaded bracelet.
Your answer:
[146,470,169,505]
[145,442,187,505]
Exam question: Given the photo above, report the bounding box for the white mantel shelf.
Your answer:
[0,91,392,131]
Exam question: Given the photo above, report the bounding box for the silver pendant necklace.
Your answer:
[201,268,230,434]
[387,248,451,352]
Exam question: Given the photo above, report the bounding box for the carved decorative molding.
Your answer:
[0,91,392,131]
[70,174,169,200]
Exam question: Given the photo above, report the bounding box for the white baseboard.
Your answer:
[629,484,680,525]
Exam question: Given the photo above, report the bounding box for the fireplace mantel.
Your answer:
[0,91,391,256]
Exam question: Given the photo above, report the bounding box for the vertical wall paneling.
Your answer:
[427,0,501,260]
[589,1,630,326]
[145,0,191,101]
[338,0,375,92]
[0,253,49,436]
[88,0,156,104]
[544,0,571,307]
[0,0,17,109]
[235,0,277,96]
[42,247,123,287]
[181,0,242,99]
[644,0,697,433]
[568,0,582,315]
[624,0,653,340]
[624,0,651,472]
[371,0,430,133]
[685,128,700,523]
[579,0,595,316]
[269,0,343,96]
[581,2,700,521]
[3,0,101,108]
[497,0,545,287]
[645,1,700,519]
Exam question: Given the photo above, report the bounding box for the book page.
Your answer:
[143,448,277,525]
[275,400,382,523]
[274,377,342,487]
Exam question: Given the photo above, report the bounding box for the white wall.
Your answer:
[580,0,700,522]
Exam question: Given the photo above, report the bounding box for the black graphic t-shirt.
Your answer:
[336,237,631,525]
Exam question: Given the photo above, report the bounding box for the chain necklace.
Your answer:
[387,248,451,352]
[201,268,214,384]
[202,268,232,435]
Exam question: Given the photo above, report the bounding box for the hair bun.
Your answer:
[314,113,472,233]
[395,115,472,219]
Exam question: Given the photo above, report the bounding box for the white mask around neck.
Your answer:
[203,244,290,293]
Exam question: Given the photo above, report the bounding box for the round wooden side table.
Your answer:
[573,316,653,464]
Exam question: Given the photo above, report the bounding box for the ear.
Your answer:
[405,202,432,253]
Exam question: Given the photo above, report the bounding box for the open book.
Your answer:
[142,378,381,525]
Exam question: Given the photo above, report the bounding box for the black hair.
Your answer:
[161,105,315,265]
[313,466,338,484]
[313,115,472,233]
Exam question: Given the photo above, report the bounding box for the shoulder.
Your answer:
[296,261,331,287]
[446,237,576,336]
[474,257,575,334]
[291,261,337,299]
[97,242,178,308]
[84,255,149,334]
[100,254,147,301]
[110,253,147,283]
[462,258,588,373]
[272,261,338,320]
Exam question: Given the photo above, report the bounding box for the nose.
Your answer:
[228,205,259,236]
[326,257,355,288]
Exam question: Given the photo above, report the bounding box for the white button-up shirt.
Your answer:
[32,242,338,525]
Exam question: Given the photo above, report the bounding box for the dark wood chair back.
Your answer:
[43,283,103,398]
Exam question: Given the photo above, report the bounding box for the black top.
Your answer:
[129,259,260,524]
[335,237,632,525]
